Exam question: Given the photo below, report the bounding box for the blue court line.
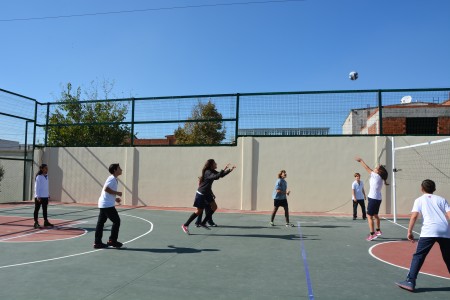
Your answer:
[297,221,314,300]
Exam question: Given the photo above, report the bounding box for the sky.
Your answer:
[1,0,450,102]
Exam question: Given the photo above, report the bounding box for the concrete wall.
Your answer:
[34,136,450,215]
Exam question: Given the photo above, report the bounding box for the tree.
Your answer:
[174,100,226,145]
[46,81,131,146]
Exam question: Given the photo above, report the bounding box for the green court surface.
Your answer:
[0,203,449,300]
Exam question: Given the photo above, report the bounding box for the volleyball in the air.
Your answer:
[349,71,358,80]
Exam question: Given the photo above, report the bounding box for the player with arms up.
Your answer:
[355,157,389,241]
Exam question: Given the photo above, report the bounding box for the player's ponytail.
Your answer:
[378,165,389,185]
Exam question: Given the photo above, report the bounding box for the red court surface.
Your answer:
[0,216,86,242]
[371,241,450,279]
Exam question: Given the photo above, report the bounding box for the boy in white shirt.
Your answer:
[396,179,450,292]
[93,163,123,249]
[352,172,367,220]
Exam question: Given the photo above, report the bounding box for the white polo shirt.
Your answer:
[352,180,365,200]
[98,175,118,208]
[412,193,450,238]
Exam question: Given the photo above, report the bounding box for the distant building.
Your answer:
[343,99,450,135]
[132,135,176,146]
[0,139,19,150]
[238,127,329,136]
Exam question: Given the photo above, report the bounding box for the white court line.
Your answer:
[368,218,449,281]
[368,242,450,281]
[0,214,153,269]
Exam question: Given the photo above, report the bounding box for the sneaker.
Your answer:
[208,222,218,227]
[366,234,378,241]
[395,279,415,292]
[44,220,54,227]
[376,230,383,236]
[107,240,123,248]
[286,223,295,227]
[199,223,211,230]
[34,222,41,229]
[181,224,190,235]
[195,223,201,228]
[93,243,108,249]
[269,222,274,226]
[353,217,357,220]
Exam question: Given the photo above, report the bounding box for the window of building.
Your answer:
[406,117,437,134]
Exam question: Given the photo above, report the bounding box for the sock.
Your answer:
[202,211,214,225]
[184,213,198,226]
[370,232,375,235]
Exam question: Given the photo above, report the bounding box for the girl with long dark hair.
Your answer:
[355,157,389,241]
[181,159,236,234]
[34,164,53,229]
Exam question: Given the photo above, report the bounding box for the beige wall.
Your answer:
[34,136,450,215]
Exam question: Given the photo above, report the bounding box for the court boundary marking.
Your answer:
[0,213,153,269]
[0,219,88,243]
[368,218,449,281]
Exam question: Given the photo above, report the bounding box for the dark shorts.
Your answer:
[274,199,288,208]
[367,197,381,215]
[193,193,214,209]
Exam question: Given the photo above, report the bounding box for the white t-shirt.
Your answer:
[367,172,383,200]
[412,193,450,238]
[98,175,118,208]
[352,180,365,200]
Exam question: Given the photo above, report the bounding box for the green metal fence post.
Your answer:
[378,90,383,135]
[22,121,29,201]
[44,103,50,146]
[235,93,240,144]
[131,98,135,146]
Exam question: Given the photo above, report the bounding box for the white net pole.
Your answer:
[391,136,397,223]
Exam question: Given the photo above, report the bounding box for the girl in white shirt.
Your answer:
[355,157,388,241]
[34,164,53,229]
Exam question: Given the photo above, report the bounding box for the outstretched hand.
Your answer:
[224,164,237,171]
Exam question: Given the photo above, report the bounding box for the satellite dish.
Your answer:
[401,95,412,104]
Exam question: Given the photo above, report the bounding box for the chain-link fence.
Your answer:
[0,88,35,202]
[31,88,450,147]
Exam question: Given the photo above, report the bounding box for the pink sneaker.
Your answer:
[366,234,378,241]
[376,230,383,236]
[181,225,190,235]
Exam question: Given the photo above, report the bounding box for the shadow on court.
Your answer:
[189,232,319,241]
[122,245,220,254]
[415,287,450,293]
[299,224,351,228]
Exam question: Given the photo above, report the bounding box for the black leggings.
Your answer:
[34,197,49,222]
